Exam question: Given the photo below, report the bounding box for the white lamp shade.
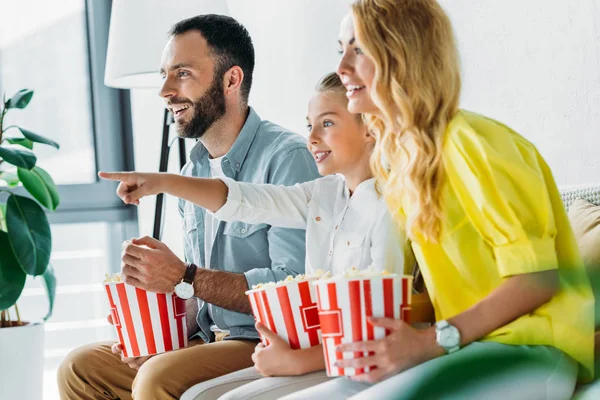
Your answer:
[104,0,229,89]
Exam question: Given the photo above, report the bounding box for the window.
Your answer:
[0,0,135,213]
[0,0,96,185]
[0,2,137,400]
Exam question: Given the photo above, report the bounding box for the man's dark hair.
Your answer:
[169,14,255,105]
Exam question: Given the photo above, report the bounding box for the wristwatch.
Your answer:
[174,263,197,300]
[435,320,460,354]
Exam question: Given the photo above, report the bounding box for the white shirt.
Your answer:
[214,175,405,276]
[206,156,228,334]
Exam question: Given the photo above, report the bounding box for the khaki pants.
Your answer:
[57,338,258,400]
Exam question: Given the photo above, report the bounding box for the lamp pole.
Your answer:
[152,109,187,240]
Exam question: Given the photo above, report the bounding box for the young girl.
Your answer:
[100,72,414,398]
[283,1,594,399]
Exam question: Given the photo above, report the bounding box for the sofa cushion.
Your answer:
[569,198,600,270]
[568,198,600,330]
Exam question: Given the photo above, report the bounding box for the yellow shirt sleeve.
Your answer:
[443,114,558,277]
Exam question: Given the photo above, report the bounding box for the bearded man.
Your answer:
[58,14,319,400]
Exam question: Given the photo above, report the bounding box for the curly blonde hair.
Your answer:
[351,0,461,241]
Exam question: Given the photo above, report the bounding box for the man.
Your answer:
[58,14,319,399]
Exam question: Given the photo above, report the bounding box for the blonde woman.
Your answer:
[283,1,594,399]
[100,72,414,399]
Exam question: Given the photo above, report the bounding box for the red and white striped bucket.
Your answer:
[246,280,322,350]
[104,282,188,357]
[314,275,412,376]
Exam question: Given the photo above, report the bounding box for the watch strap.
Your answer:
[182,263,197,284]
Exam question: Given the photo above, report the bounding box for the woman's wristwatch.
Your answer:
[174,263,197,300]
[435,320,461,354]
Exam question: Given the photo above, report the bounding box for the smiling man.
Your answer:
[57,14,319,400]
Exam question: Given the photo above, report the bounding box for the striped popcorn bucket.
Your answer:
[104,282,188,357]
[246,280,322,350]
[314,275,413,377]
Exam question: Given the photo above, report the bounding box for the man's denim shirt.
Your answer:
[179,107,320,342]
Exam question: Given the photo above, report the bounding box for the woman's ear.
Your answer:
[364,128,376,144]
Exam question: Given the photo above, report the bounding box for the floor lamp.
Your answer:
[103,0,229,240]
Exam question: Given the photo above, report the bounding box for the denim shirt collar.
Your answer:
[188,107,261,178]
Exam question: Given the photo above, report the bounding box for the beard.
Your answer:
[173,74,227,140]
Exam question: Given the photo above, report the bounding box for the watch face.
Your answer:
[175,282,194,299]
[440,326,460,348]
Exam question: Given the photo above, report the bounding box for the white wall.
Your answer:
[440,0,600,186]
[129,0,600,249]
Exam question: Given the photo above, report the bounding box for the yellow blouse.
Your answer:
[401,110,594,381]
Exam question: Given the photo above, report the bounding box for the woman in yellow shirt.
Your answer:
[283,1,594,399]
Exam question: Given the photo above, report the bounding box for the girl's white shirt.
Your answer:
[213,175,405,276]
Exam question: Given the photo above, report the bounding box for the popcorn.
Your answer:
[250,271,325,290]
[313,269,332,279]
[103,273,123,283]
[316,265,393,280]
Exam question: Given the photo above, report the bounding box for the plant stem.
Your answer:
[0,310,5,328]
[0,106,6,143]
[5,308,11,327]
[14,303,21,326]
[0,125,18,146]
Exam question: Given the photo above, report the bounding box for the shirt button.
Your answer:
[315,216,321,222]
[347,241,351,246]
[335,225,338,230]
[236,162,240,169]
[328,250,332,256]
[240,228,247,234]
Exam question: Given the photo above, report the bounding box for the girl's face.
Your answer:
[307,92,371,177]
[336,14,378,115]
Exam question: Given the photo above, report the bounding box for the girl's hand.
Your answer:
[99,171,166,205]
[334,317,444,383]
[252,322,298,377]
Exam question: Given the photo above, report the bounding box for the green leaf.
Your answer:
[41,264,57,321]
[0,202,6,231]
[18,166,60,211]
[7,137,34,150]
[17,127,59,150]
[0,171,20,187]
[0,146,36,169]
[0,231,27,309]
[5,194,51,276]
[6,89,34,109]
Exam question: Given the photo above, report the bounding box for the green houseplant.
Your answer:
[0,89,59,327]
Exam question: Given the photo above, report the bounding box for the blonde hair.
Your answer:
[352,0,461,241]
[314,72,363,123]
[315,71,346,95]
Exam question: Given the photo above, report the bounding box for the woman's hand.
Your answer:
[335,317,444,383]
[99,171,167,205]
[252,322,300,377]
